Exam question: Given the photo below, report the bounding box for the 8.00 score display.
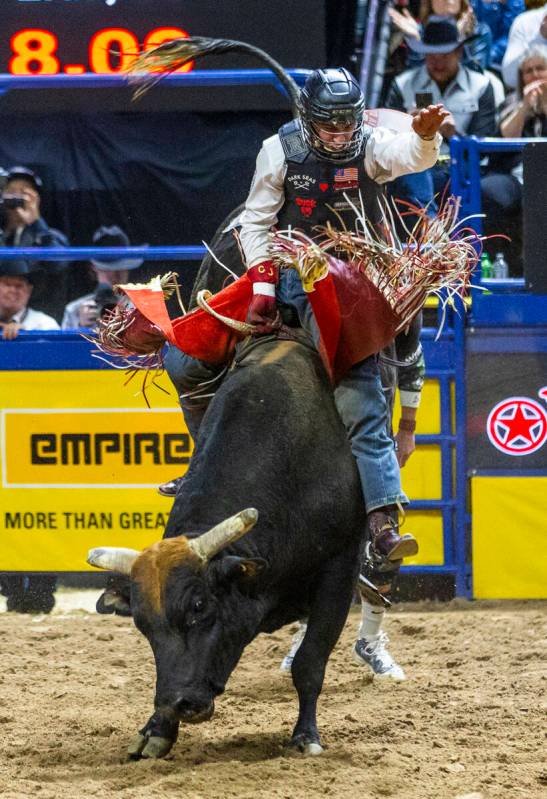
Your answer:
[9,27,193,76]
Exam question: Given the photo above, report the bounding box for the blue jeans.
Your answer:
[277,269,407,513]
[164,346,225,441]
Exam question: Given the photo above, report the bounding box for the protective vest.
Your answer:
[276,120,384,236]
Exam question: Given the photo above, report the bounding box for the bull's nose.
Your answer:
[174,696,215,723]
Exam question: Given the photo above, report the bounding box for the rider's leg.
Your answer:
[355,520,406,679]
[333,357,417,560]
[164,345,224,438]
[276,269,417,560]
[159,346,225,496]
[276,269,415,674]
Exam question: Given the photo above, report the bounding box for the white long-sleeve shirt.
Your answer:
[239,126,441,268]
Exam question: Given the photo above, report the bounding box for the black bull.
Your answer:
[90,341,365,757]
[90,336,366,758]
[88,207,381,759]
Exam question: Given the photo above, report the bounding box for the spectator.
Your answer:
[0,166,70,321]
[389,0,493,69]
[500,42,547,135]
[0,261,59,340]
[385,16,497,217]
[0,260,59,612]
[471,0,526,69]
[502,1,547,87]
[62,225,144,329]
[0,167,67,253]
[481,44,547,273]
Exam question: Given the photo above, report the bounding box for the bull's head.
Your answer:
[87,508,265,741]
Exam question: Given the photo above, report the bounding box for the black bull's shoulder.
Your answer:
[189,203,247,308]
[98,205,371,760]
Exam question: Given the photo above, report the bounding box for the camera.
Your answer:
[78,286,119,328]
[415,92,433,109]
[94,285,119,317]
[0,194,26,210]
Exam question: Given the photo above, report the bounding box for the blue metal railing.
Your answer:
[0,70,311,98]
[450,135,532,238]
[449,134,547,596]
[0,69,472,593]
[450,135,546,328]
[0,246,206,261]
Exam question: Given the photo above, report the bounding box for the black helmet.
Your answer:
[299,68,365,163]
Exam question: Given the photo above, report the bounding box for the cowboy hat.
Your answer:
[91,225,146,271]
[0,260,42,282]
[406,15,479,55]
[5,166,43,192]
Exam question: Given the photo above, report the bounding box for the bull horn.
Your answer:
[87,546,141,574]
[188,508,258,562]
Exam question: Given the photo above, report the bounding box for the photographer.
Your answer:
[62,225,144,329]
[1,166,69,260]
[1,166,70,321]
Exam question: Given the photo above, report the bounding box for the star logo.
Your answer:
[486,396,547,456]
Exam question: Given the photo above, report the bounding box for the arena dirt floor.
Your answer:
[0,591,545,799]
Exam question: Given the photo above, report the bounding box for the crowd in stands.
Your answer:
[384,0,546,272]
[0,169,147,340]
[0,1,545,346]
[61,226,144,329]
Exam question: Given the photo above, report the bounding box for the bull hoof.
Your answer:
[127,733,174,760]
[127,733,147,760]
[141,736,174,759]
[288,735,324,757]
[301,742,324,756]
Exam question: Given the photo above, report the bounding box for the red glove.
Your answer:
[247,261,281,335]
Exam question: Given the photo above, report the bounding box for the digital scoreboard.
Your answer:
[1,0,325,77]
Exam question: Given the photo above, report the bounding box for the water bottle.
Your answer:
[492,252,509,279]
[480,252,493,278]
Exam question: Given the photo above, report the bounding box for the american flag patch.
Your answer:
[334,168,358,183]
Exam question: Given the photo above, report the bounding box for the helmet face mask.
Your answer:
[299,68,365,163]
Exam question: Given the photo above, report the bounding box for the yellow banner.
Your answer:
[0,370,443,571]
[472,475,547,599]
[0,369,189,571]
[3,409,190,487]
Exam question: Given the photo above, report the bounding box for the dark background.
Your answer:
[0,1,358,313]
[467,342,547,471]
[0,0,326,113]
[0,109,290,312]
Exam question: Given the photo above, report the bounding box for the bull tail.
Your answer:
[127,36,300,114]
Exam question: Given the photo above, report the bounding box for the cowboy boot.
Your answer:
[158,475,185,497]
[368,506,418,562]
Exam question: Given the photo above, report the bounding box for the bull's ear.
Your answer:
[212,556,268,592]
[96,588,132,617]
[96,574,132,617]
